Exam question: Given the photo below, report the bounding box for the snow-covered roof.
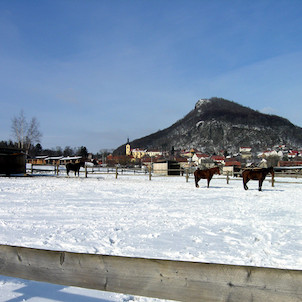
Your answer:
[45,156,63,160]
[240,147,252,151]
[60,156,82,161]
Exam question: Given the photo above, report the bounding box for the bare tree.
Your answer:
[11,110,42,152]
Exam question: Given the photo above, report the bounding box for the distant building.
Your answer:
[153,160,181,176]
[126,143,131,156]
[181,149,198,158]
[288,151,299,159]
[211,155,225,164]
[240,147,252,159]
[146,149,162,157]
[131,148,146,159]
[223,161,241,176]
[0,147,26,176]
[28,155,48,165]
[125,143,148,159]
[258,150,283,159]
[60,156,82,165]
[192,153,210,165]
[45,156,63,165]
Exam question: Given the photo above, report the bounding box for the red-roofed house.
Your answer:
[192,153,210,165]
[223,161,241,176]
[288,151,299,159]
[211,155,225,164]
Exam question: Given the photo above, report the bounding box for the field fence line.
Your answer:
[25,163,302,185]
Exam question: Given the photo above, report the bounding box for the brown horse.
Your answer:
[194,166,220,188]
[242,167,274,191]
[66,161,85,177]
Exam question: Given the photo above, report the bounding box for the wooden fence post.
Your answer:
[85,166,88,178]
[186,169,189,182]
[227,171,229,184]
[149,166,152,181]
[115,167,118,179]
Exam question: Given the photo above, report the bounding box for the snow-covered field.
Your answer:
[0,173,301,301]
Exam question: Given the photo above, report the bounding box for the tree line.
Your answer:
[2,110,109,159]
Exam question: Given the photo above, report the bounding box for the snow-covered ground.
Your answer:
[0,172,301,301]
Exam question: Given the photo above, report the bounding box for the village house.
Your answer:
[130,148,146,158]
[211,155,225,165]
[192,153,210,165]
[125,143,148,159]
[287,150,300,159]
[59,156,82,165]
[174,156,189,169]
[223,160,241,176]
[146,149,162,157]
[28,155,48,165]
[181,148,198,158]
[258,149,283,159]
[45,156,64,165]
[239,147,252,159]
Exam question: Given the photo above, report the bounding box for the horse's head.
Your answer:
[269,166,274,177]
[215,167,221,175]
[80,161,85,167]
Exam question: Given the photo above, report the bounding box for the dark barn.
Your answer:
[167,160,181,175]
[0,148,26,176]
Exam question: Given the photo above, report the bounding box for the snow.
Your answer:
[195,120,204,127]
[0,173,301,301]
[195,99,210,109]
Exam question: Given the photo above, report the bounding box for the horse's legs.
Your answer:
[258,178,264,191]
[207,175,213,188]
[67,168,70,177]
[243,177,249,190]
[194,176,200,188]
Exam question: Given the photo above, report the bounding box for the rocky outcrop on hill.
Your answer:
[113,98,302,155]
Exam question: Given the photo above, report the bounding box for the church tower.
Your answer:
[126,138,131,156]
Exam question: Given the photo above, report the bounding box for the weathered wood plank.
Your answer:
[0,245,301,301]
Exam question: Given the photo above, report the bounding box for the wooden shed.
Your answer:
[153,160,181,175]
[0,148,26,176]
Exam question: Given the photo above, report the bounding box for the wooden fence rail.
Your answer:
[0,245,301,301]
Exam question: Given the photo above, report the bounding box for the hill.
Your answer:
[113,97,302,155]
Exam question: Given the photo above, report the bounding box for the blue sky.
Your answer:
[1,0,302,153]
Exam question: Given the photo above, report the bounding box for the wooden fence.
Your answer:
[26,164,302,186]
[0,244,301,301]
[26,164,192,180]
